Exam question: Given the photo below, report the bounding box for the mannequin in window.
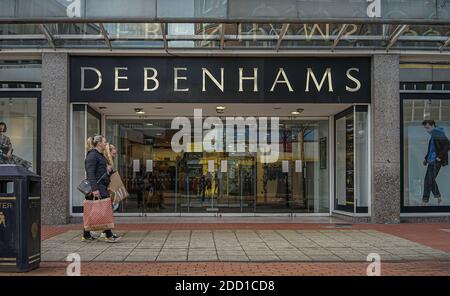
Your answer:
[422,120,449,206]
[0,122,13,164]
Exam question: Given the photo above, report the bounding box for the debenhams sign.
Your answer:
[70,57,370,103]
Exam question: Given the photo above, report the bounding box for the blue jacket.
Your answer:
[425,127,450,166]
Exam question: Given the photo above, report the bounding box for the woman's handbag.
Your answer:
[83,196,115,231]
[77,173,107,196]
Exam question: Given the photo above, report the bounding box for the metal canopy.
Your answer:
[1,21,449,53]
[1,0,449,25]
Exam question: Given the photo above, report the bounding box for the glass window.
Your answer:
[71,105,86,212]
[335,106,370,214]
[105,117,329,214]
[355,107,369,213]
[46,23,101,36]
[0,60,41,89]
[225,23,278,48]
[393,25,450,50]
[70,105,101,213]
[0,24,41,35]
[157,0,226,18]
[403,99,450,211]
[335,110,354,212]
[168,23,222,48]
[85,0,157,18]
[106,23,164,49]
[0,97,38,172]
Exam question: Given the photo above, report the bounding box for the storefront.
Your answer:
[67,56,370,216]
[0,0,449,224]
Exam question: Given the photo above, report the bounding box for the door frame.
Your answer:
[333,104,371,216]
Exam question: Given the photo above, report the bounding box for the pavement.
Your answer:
[2,220,450,276]
[41,229,450,262]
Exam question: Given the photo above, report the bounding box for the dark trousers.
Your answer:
[83,186,113,238]
[423,162,442,202]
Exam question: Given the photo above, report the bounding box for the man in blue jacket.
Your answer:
[422,120,449,206]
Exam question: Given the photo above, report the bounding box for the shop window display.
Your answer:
[0,98,37,172]
[403,99,450,210]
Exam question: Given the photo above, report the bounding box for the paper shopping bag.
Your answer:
[83,197,115,231]
[108,172,129,204]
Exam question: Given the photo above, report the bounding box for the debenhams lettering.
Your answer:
[70,57,371,103]
[80,66,361,93]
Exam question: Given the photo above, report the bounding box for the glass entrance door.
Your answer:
[223,155,256,213]
[255,120,329,213]
[105,116,330,214]
[178,153,256,213]
[106,119,180,214]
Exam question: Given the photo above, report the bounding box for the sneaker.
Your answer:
[104,234,122,243]
[90,231,100,239]
[81,235,96,242]
[112,203,120,212]
[100,232,120,238]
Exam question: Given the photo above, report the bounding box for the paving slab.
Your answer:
[40,229,450,263]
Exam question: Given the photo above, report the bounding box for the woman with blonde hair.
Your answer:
[104,143,117,170]
[85,137,94,151]
[83,135,120,242]
[103,143,125,213]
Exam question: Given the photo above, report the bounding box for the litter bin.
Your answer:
[0,164,41,272]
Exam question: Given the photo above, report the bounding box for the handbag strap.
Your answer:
[84,172,107,200]
[96,172,107,184]
[92,173,107,199]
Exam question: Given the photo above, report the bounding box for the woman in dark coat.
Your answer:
[83,135,121,243]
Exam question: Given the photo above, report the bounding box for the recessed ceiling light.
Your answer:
[216,106,226,114]
[291,108,304,115]
[134,108,145,114]
[155,133,162,136]
[146,123,153,126]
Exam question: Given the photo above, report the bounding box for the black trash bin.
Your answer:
[0,164,41,272]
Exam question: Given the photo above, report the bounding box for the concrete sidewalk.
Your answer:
[2,222,450,276]
[41,229,450,263]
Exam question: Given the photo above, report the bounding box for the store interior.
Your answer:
[71,103,366,215]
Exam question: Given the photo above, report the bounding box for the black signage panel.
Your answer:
[70,57,370,103]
